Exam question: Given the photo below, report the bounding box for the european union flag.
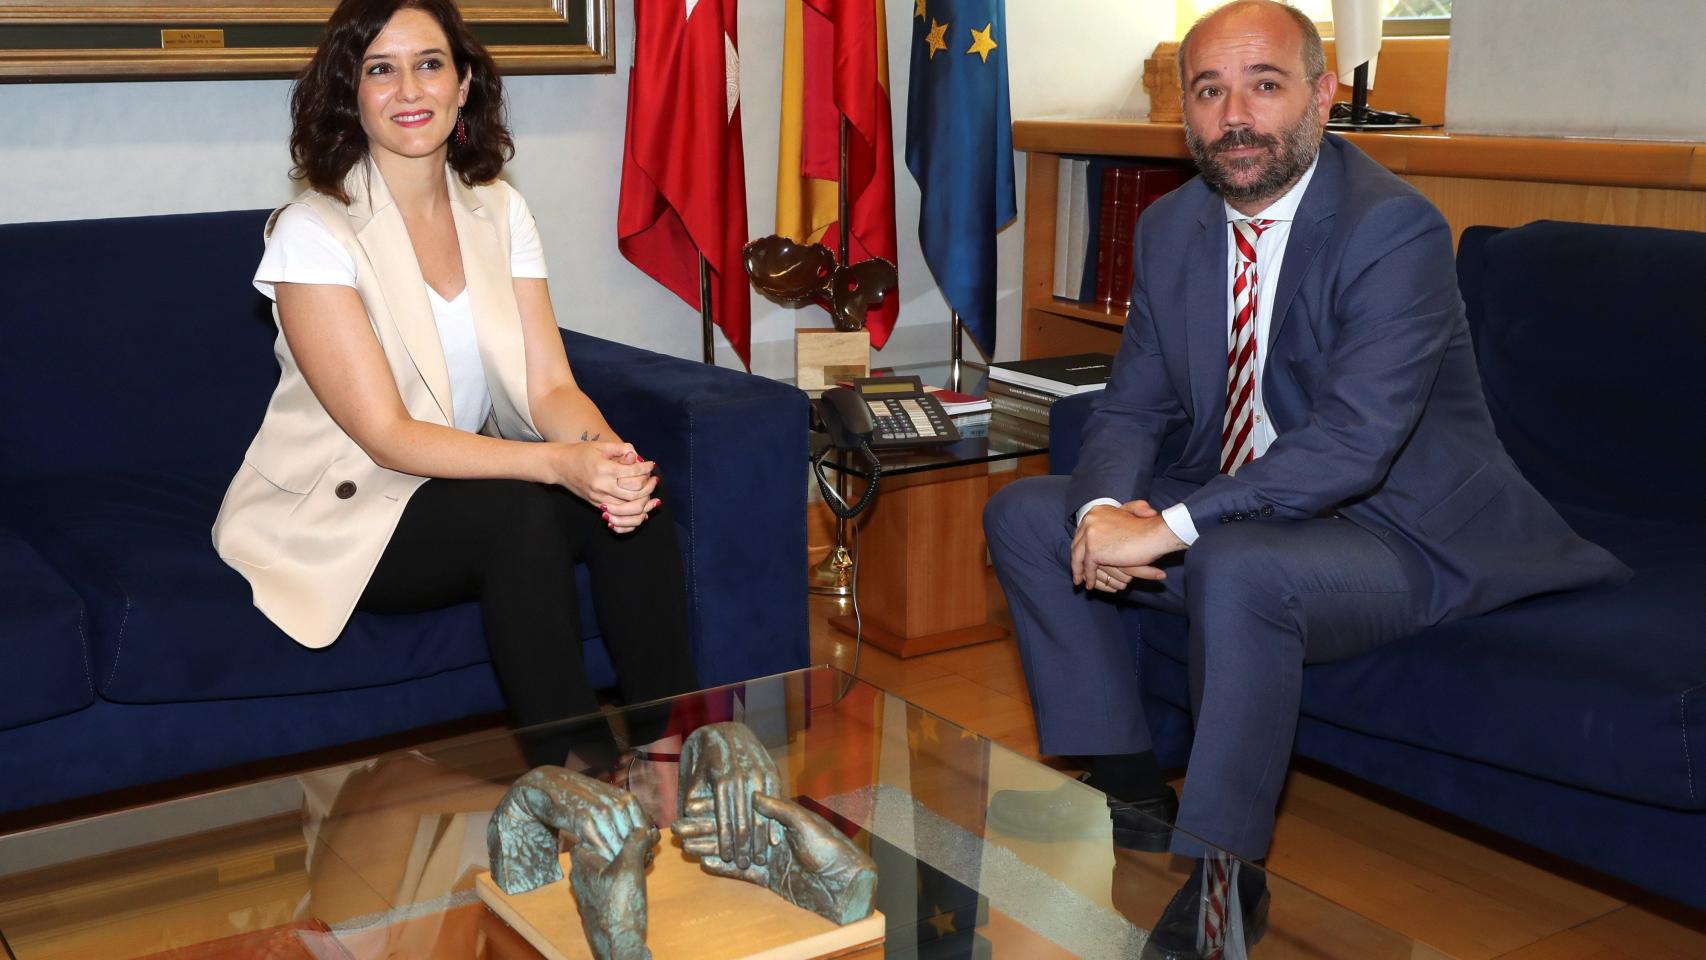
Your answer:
[905,0,1016,358]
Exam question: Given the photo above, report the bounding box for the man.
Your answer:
[983,2,1628,957]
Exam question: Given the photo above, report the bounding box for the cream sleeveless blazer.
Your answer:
[213,158,542,648]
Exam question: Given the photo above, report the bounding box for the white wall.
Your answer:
[1445,0,1706,142]
[0,1,1171,371]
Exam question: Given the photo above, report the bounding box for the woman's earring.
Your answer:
[454,107,469,147]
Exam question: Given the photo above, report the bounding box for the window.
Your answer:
[1290,0,1453,36]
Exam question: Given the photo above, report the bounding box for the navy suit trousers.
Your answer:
[984,474,1425,860]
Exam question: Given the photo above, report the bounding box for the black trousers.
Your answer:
[358,478,698,767]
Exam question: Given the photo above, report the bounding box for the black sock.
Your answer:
[1085,751,1169,802]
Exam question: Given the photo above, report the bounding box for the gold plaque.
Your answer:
[160,29,226,49]
[822,365,866,383]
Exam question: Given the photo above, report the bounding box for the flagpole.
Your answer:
[806,112,860,599]
[698,253,714,365]
[949,311,964,391]
[837,114,850,266]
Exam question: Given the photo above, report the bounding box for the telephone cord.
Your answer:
[812,441,881,520]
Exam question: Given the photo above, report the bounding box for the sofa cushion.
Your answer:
[0,211,279,481]
[1137,563,1706,811]
[0,528,93,731]
[7,473,612,704]
[1457,221,1706,526]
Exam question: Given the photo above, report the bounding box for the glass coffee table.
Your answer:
[0,667,1417,958]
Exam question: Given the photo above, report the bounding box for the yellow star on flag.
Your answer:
[925,18,949,59]
[967,22,997,63]
[914,0,926,19]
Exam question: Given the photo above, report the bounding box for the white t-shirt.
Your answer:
[253,180,548,434]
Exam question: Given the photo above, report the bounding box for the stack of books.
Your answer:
[987,353,1114,440]
[923,385,993,419]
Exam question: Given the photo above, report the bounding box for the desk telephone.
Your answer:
[818,376,961,450]
[811,376,961,519]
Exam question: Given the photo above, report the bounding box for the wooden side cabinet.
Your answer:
[828,464,1007,659]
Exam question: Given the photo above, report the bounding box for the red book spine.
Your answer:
[1108,169,1142,310]
[1107,165,1190,311]
[1140,165,1189,206]
[1093,166,1125,307]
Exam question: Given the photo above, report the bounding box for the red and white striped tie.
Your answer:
[1220,218,1275,475]
[1198,854,1233,958]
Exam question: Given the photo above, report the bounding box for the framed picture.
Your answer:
[0,0,614,82]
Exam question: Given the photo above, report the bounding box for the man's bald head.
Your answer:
[1179,0,1326,88]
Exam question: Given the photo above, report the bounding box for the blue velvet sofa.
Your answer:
[1049,220,1706,909]
[0,209,808,818]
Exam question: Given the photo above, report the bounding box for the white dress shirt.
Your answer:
[1078,158,1320,546]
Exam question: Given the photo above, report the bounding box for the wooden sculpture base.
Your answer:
[475,845,884,960]
[795,329,870,392]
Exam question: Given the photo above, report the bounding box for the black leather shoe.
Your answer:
[987,778,1177,852]
[1139,858,1269,960]
[1110,787,1179,853]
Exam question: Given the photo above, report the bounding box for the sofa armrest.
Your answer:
[1047,393,1098,476]
[558,329,810,686]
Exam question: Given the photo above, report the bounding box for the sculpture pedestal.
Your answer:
[476,847,884,960]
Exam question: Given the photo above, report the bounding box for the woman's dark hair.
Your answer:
[289,0,513,202]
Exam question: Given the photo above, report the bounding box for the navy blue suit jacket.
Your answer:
[1066,134,1628,625]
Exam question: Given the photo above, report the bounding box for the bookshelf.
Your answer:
[1015,119,1706,360]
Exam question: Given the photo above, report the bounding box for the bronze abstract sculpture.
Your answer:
[742,234,897,332]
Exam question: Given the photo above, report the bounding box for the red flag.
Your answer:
[618,0,752,367]
[786,0,900,349]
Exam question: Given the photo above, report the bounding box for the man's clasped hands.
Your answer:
[1071,498,1189,594]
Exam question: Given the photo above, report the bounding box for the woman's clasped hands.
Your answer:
[550,441,661,534]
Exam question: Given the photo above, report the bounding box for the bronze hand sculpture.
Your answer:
[677,721,785,870]
[673,792,878,925]
[569,827,655,960]
[488,766,657,960]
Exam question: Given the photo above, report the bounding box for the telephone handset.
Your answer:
[810,376,961,519]
[817,387,878,450]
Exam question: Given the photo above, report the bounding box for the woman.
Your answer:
[213,0,697,768]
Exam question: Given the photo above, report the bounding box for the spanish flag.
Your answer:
[775,0,900,350]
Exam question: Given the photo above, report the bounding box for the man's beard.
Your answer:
[1185,104,1322,206]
